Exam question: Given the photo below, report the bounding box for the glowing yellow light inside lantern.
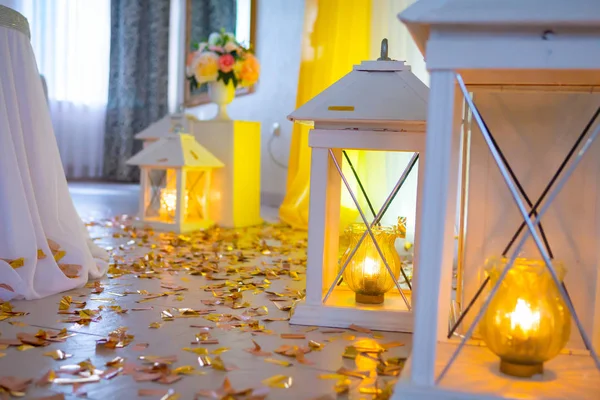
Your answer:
[480,257,571,378]
[159,188,189,219]
[340,224,402,305]
[508,299,540,334]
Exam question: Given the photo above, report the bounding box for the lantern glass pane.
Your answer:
[323,149,419,310]
[144,168,178,224]
[184,169,208,223]
[450,91,596,348]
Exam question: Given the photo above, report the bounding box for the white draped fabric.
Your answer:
[0,6,108,300]
[15,0,111,179]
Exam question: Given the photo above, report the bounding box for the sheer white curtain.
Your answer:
[16,0,111,179]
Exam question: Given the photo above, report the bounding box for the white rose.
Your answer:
[208,32,220,46]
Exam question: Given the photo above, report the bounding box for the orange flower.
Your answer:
[238,53,260,87]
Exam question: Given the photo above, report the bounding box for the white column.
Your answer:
[410,70,462,386]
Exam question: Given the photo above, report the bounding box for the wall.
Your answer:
[169,0,305,206]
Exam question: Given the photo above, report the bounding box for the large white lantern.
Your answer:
[289,42,429,332]
[127,133,224,233]
[395,1,600,398]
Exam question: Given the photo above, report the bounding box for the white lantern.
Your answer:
[134,113,198,148]
[127,133,224,233]
[288,41,429,332]
[395,1,600,398]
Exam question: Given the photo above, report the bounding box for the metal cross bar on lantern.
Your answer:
[288,39,429,332]
[322,150,418,309]
[448,105,600,340]
[395,1,600,398]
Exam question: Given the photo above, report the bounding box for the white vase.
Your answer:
[208,80,235,120]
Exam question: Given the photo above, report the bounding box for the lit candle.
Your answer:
[480,257,571,378]
[159,189,188,220]
[507,299,540,338]
[340,224,402,305]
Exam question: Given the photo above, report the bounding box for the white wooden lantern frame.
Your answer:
[394,1,600,399]
[288,50,429,332]
[290,128,426,332]
[127,133,224,234]
[137,165,214,233]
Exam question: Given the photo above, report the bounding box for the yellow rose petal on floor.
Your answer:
[261,375,293,389]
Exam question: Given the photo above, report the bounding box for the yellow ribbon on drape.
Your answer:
[279,0,372,230]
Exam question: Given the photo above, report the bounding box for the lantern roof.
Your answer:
[400,0,600,56]
[127,133,224,169]
[288,42,428,127]
[134,113,198,140]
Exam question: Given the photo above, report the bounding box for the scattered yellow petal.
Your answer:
[261,375,293,389]
[182,347,208,355]
[197,355,212,367]
[149,322,162,329]
[2,257,25,269]
[342,346,359,359]
[53,250,66,262]
[173,365,196,375]
[59,296,72,311]
[382,341,404,349]
[211,347,230,355]
[264,358,292,367]
[43,349,72,360]
[360,387,383,395]
[334,378,351,394]
[308,340,324,351]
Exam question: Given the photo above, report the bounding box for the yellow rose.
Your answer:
[195,52,219,84]
[238,53,260,87]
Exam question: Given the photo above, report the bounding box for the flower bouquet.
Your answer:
[186,30,260,119]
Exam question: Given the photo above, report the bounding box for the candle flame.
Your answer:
[363,257,380,278]
[508,299,540,333]
[160,189,189,217]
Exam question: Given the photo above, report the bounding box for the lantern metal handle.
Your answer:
[378,38,391,61]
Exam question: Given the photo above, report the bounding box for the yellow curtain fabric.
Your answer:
[279,0,372,230]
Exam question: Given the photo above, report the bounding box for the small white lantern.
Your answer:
[288,41,429,332]
[134,113,198,148]
[395,1,600,398]
[127,133,224,233]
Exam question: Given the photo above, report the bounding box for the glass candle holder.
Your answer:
[479,257,571,377]
[340,223,401,304]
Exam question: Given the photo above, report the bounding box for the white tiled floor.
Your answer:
[0,182,411,400]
